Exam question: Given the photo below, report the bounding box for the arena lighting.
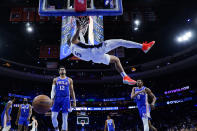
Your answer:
[164,86,190,94]
[8,93,31,99]
[185,31,192,37]
[176,31,193,43]
[167,99,184,105]
[134,27,139,31]
[128,106,137,109]
[26,22,30,27]
[177,37,183,42]
[134,20,140,26]
[167,97,192,105]
[26,26,33,32]
[73,107,119,111]
[25,22,34,33]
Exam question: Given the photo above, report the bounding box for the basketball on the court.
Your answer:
[32,95,52,114]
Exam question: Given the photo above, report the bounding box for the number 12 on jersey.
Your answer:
[60,86,65,90]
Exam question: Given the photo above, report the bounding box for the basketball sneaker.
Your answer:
[123,76,136,85]
[142,41,155,53]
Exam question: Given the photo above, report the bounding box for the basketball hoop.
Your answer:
[75,16,89,36]
[81,120,85,127]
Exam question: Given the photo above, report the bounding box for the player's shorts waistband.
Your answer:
[55,96,70,98]
[75,42,103,49]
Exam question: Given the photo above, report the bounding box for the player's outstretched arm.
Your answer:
[69,78,76,107]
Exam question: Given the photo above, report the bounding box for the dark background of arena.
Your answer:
[0,0,197,130]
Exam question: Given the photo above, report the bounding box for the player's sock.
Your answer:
[62,113,68,131]
[142,117,149,131]
[52,112,59,130]
[2,126,11,131]
[120,72,127,78]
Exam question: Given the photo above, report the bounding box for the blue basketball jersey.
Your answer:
[135,86,151,119]
[55,77,70,97]
[107,119,115,131]
[52,77,71,113]
[20,104,30,118]
[135,86,148,108]
[2,101,12,116]
[1,101,12,127]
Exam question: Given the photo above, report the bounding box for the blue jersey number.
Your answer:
[60,86,65,90]
[74,51,82,57]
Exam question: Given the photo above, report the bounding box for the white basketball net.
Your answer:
[75,16,89,36]
[81,120,85,127]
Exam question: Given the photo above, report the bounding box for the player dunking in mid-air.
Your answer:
[51,66,76,131]
[104,115,115,131]
[70,19,156,85]
[131,80,157,131]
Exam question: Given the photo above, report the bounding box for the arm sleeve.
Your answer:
[51,85,56,99]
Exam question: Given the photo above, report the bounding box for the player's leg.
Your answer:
[104,39,155,54]
[52,112,59,131]
[24,126,29,131]
[2,113,12,131]
[17,124,23,131]
[61,113,68,131]
[140,106,150,131]
[104,39,142,52]
[142,117,149,131]
[51,97,61,131]
[109,55,136,85]
[1,113,7,131]
[24,120,29,131]
[109,55,124,73]
[2,126,11,131]
[61,97,70,131]
[148,120,157,131]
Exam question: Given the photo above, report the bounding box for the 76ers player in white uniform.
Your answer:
[131,80,157,131]
[70,20,156,85]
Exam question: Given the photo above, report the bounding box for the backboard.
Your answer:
[39,0,123,16]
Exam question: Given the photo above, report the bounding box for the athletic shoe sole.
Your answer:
[144,41,155,54]
[123,80,136,85]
